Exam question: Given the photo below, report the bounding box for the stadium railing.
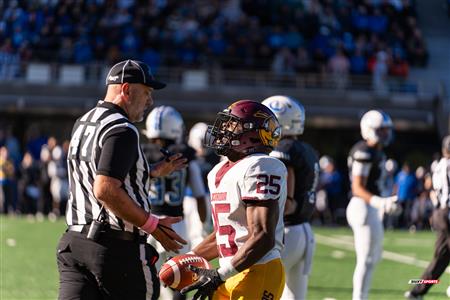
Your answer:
[0,62,439,98]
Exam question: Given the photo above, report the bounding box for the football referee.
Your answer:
[56,59,187,300]
[405,135,450,300]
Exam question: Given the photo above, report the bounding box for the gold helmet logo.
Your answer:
[256,112,281,147]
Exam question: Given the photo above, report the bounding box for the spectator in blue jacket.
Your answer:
[394,162,418,228]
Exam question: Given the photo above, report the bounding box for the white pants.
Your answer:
[346,197,384,300]
[148,219,189,300]
[280,223,315,300]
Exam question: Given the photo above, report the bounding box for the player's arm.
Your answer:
[94,127,186,251]
[350,149,373,203]
[190,231,219,260]
[285,166,297,215]
[351,154,397,210]
[229,199,279,272]
[351,174,372,203]
[270,148,296,215]
[188,159,208,222]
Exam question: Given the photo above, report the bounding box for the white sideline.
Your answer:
[315,233,450,274]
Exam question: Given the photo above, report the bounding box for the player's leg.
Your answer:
[280,224,305,300]
[350,206,383,300]
[360,207,383,299]
[298,223,315,300]
[219,258,285,300]
[281,223,315,300]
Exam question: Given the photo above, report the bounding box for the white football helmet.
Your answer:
[144,106,184,142]
[360,109,393,146]
[188,122,208,153]
[262,95,305,136]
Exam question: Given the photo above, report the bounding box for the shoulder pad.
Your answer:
[270,150,291,161]
[353,150,372,162]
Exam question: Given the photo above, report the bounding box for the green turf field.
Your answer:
[1,216,449,300]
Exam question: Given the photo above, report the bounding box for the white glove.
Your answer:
[370,195,398,214]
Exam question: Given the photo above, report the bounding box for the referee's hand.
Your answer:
[151,216,187,253]
[150,153,187,178]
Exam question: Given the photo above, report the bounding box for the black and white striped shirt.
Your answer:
[433,158,450,208]
[66,101,151,233]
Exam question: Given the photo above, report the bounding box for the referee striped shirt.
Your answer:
[433,157,450,208]
[66,100,150,234]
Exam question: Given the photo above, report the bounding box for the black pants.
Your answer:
[57,230,160,300]
[411,208,450,296]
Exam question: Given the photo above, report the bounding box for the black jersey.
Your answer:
[144,143,196,217]
[270,139,319,226]
[348,140,387,196]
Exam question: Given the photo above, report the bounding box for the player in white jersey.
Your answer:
[263,95,319,300]
[347,110,399,300]
[181,100,287,300]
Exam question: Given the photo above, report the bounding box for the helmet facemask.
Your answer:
[205,100,281,160]
[375,126,393,146]
[205,112,245,156]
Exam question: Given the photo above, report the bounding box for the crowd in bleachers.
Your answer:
[0,0,428,81]
[0,126,69,220]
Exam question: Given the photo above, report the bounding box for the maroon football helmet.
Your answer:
[205,100,281,157]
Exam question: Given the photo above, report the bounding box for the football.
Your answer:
[159,254,212,290]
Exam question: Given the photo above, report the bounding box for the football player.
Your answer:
[347,110,398,300]
[262,95,319,300]
[143,106,207,300]
[180,100,287,300]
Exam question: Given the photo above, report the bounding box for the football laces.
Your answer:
[179,256,202,265]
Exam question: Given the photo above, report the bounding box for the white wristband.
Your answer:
[217,261,238,280]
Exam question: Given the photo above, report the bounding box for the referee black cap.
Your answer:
[106,59,166,89]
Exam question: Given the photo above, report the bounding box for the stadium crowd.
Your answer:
[0,0,428,80]
[0,123,439,232]
[0,126,69,220]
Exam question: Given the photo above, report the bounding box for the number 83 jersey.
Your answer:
[207,153,287,267]
[144,143,198,217]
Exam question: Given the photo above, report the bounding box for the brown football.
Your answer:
[159,254,212,291]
